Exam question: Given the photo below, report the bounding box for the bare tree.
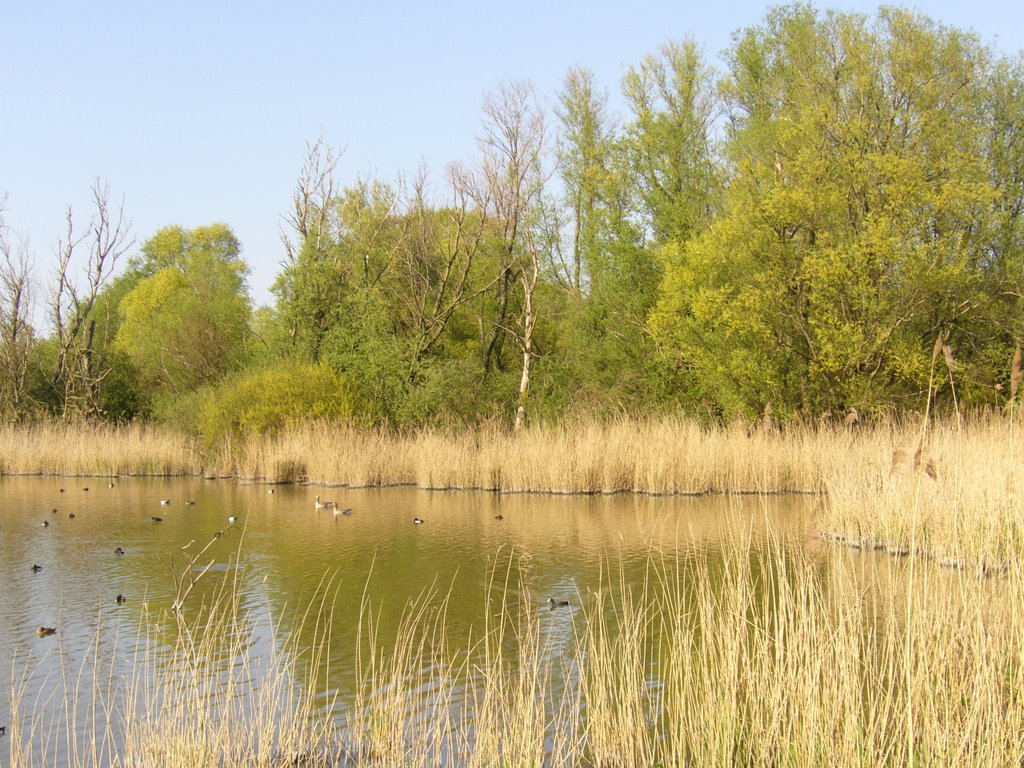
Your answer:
[51,181,132,420]
[475,81,549,431]
[396,165,498,381]
[281,132,342,267]
[0,196,35,422]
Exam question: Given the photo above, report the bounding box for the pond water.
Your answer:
[0,477,823,762]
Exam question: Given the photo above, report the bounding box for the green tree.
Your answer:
[116,224,252,405]
[651,6,1007,418]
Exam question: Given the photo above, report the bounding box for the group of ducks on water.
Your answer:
[313,495,353,516]
[315,494,427,524]
[27,487,571,641]
[31,486,239,640]
[312,494,570,609]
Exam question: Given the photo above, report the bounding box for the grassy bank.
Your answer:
[2,416,1023,569]
[7,534,1024,766]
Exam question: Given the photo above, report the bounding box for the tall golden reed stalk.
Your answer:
[8,526,1024,766]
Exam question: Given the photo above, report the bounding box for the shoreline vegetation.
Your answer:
[1,414,1022,574]
[7,535,1024,766]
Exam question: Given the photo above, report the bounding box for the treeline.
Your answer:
[2,5,1023,441]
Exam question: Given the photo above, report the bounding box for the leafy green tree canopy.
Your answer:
[116,224,252,402]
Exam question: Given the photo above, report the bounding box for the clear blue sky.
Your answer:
[4,1,1022,311]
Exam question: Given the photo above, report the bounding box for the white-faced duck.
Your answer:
[548,598,570,608]
[31,563,42,573]
[413,517,425,525]
[36,626,57,637]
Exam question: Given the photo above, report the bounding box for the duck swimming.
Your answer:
[114,547,125,556]
[413,517,425,525]
[160,499,171,506]
[31,563,42,573]
[151,516,163,523]
[36,627,57,637]
[314,495,337,510]
[116,594,126,605]
[548,598,570,608]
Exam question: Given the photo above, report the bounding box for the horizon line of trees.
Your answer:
[3,4,1024,441]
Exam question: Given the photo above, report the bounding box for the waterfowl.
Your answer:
[494,514,504,521]
[333,506,352,516]
[151,516,163,523]
[159,499,171,506]
[0,725,5,736]
[36,626,57,637]
[31,563,42,573]
[108,481,115,488]
[185,500,196,506]
[227,515,238,523]
[413,517,425,525]
[59,488,64,493]
[82,487,89,492]
[116,594,126,605]
[68,512,75,519]
[41,520,49,527]
[548,598,570,608]
[114,547,125,556]
[268,488,275,494]
[314,495,337,510]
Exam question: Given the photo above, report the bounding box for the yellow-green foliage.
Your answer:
[197,363,357,447]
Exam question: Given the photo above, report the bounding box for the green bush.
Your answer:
[196,362,357,447]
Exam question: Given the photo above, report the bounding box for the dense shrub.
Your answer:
[197,362,357,446]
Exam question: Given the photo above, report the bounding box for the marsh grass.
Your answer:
[0,422,199,477]
[214,417,847,495]
[8,526,1024,766]
[4,413,1024,568]
[821,415,1024,574]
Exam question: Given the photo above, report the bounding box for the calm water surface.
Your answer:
[0,477,820,761]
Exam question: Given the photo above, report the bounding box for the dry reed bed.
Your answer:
[821,417,1024,575]
[0,423,199,477]
[4,417,1024,569]
[8,537,1024,766]
[222,418,845,495]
